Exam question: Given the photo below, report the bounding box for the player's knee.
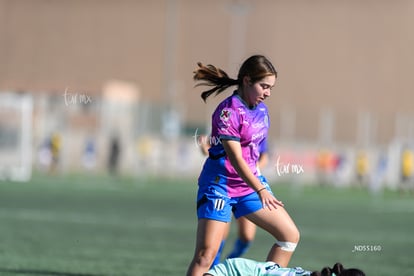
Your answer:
[276,228,300,252]
[275,241,298,252]
[195,248,216,268]
[292,227,300,243]
[240,234,255,243]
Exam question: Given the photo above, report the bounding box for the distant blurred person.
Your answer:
[37,138,52,171]
[82,137,97,170]
[355,150,369,187]
[137,136,152,167]
[316,149,336,186]
[187,55,300,276]
[368,152,388,194]
[50,132,61,173]
[108,136,121,175]
[400,146,414,195]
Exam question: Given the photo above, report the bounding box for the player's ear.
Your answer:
[243,76,252,87]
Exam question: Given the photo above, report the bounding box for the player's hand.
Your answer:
[258,189,284,210]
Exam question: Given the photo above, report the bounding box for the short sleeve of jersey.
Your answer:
[257,262,312,275]
[259,137,268,154]
[213,105,241,142]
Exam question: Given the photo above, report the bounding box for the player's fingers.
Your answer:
[260,191,284,210]
[262,199,274,210]
[268,201,279,210]
[264,197,284,211]
[262,199,280,211]
[274,198,284,207]
[262,199,268,209]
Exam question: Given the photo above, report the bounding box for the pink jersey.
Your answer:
[198,92,269,197]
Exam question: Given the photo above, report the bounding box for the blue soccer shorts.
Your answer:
[196,177,274,222]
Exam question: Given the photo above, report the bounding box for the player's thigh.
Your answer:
[237,216,256,241]
[223,219,231,240]
[245,207,299,242]
[195,219,229,252]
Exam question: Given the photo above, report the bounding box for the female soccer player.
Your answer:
[203,258,365,276]
[186,55,300,276]
[199,135,270,266]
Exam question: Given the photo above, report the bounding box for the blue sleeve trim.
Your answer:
[219,135,241,142]
[260,138,268,154]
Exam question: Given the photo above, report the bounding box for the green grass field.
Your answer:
[0,173,413,276]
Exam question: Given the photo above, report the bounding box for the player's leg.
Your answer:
[246,206,300,267]
[226,217,256,259]
[186,219,228,276]
[190,185,234,274]
[226,174,269,259]
[211,222,230,267]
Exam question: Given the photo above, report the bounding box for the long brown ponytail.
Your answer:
[193,62,239,102]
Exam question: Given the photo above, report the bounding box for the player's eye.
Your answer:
[260,84,271,90]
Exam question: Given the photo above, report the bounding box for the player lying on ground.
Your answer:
[203,258,365,276]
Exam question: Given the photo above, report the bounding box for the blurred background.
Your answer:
[1,0,414,191]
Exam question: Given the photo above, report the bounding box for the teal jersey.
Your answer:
[206,258,311,276]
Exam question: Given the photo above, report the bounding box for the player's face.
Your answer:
[244,75,276,106]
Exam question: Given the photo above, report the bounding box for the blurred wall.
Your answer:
[1,0,414,146]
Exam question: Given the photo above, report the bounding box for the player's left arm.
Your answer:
[222,139,283,210]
